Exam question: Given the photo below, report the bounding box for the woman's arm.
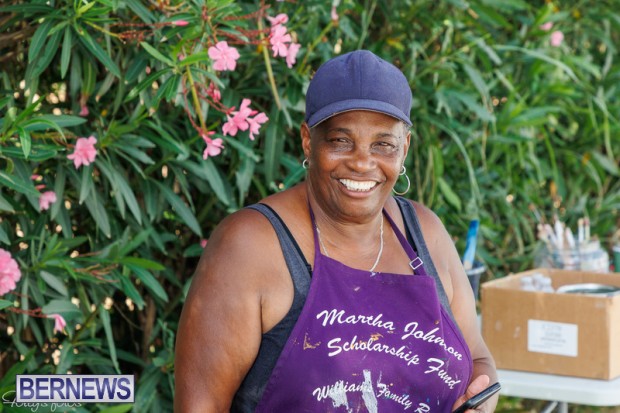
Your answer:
[412,202,498,412]
[174,210,288,412]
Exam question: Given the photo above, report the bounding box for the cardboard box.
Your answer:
[481,268,620,379]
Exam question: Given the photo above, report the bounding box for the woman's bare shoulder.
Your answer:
[400,198,447,237]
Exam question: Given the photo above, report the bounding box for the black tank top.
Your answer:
[231,197,453,412]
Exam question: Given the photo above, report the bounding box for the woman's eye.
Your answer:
[374,142,396,151]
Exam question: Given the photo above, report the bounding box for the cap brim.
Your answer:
[306,99,412,127]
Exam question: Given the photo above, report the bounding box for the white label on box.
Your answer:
[527,319,578,357]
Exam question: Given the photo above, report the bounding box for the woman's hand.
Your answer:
[451,374,492,413]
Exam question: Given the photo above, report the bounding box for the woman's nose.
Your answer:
[346,145,376,172]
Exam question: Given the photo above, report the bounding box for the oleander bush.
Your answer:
[0,0,619,412]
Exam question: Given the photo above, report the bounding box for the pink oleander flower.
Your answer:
[0,249,21,296]
[222,99,255,137]
[207,82,221,102]
[267,13,289,27]
[79,105,89,117]
[208,41,240,71]
[39,191,57,211]
[539,22,553,31]
[286,43,301,68]
[200,239,208,248]
[174,20,189,26]
[178,53,185,61]
[49,314,66,334]
[270,25,292,58]
[247,113,269,141]
[550,30,564,47]
[31,174,42,181]
[67,136,97,169]
[201,131,224,159]
[331,6,339,21]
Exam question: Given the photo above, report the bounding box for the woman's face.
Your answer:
[302,110,411,222]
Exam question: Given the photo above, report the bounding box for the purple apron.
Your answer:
[255,209,473,412]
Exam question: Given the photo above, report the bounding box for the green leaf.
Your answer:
[84,190,112,237]
[140,42,175,66]
[0,193,14,213]
[31,29,62,78]
[0,225,10,245]
[79,166,94,204]
[117,145,155,164]
[29,19,53,63]
[462,63,491,105]
[96,159,142,224]
[479,0,530,11]
[125,0,155,23]
[494,45,580,83]
[263,108,282,185]
[155,182,202,236]
[0,4,54,13]
[470,3,513,28]
[235,156,255,202]
[509,106,562,127]
[50,165,66,220]
[120,257,165,271]
[61,26,73,79]
[41,299,81,316]
[40,271,69,297]
[125,68,173,101]
[0,95,11,110]
[100,306,120,373]
[438,177,462,211]
[0,145,58,162]
[78,27,121,77]
[27,114,87,128]
[178,51,210,67]
[222,136,260,161]
[119,275,145,310]
[0,299,14,310]
[17,127,31,159]
[0,171,40,197]
[119,229,153,256]
[591,151,620,176]
[157,73,181,102]
[203,159,231,206]
[96,71,117,100]
[126,265,169,302]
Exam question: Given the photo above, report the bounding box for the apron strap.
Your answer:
[384,209,428,276]
[394,196,456,323]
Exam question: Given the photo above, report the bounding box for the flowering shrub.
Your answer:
[0,0,336,409]
[1,0,619,411]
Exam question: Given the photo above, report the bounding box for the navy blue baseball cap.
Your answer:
[305,50,413,127]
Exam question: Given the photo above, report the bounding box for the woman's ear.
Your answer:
[301,122,312,159]
[403,129,411,158]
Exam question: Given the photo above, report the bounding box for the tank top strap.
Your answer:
[307,203,323,259]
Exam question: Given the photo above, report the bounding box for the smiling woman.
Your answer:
[175,50,498,413]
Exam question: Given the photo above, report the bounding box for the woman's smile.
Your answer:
[338,178,378,192]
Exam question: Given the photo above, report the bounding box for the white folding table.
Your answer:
[497,369,620,412]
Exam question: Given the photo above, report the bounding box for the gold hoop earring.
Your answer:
[302,158,309,169]
[393,165,411,196]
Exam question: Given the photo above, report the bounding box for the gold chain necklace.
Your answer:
[315,217,384,276]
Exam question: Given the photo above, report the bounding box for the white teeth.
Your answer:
[339,179,377,192]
